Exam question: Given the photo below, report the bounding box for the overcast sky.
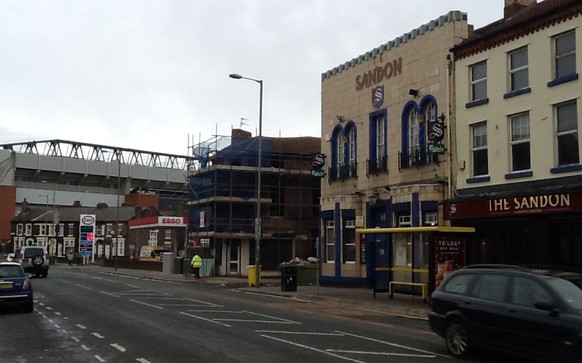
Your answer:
[0,1,504,156]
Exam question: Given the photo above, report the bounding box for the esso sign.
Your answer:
[82,215,95,225]
[158,217,184,225]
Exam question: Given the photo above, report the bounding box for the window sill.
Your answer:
[466,175,490,183]
[550,164,582,174]
[465,98,489,108]
[547,73,579,87]
[503,87,531,99]
[505,170,533,179]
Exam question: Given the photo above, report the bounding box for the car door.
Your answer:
[464,273,514,349]
[505,276,561,361]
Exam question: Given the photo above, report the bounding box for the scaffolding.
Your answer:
[186,130,321,273]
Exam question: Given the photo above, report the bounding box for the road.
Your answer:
[0,265,522,363]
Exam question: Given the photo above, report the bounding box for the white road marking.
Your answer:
[72,337,80,342]
[92,332,105,339]
[136,358,151,363]
[111,343,127,352]
[77,324,87,330]
[46,306,53,310]
[244,310,300,324]
[260,334,365,363]
[328,349,436,358]
[81,345,91,351]
[94,355,105,362]
[131,299,163,310]
[215,318,295,324]
[179,311,231,327]
[338,331,449,358]
[55,311,62,316]
[256,330,343,336]
[100,291,120,298]
[126,284,140,288]
[54,324,60,329]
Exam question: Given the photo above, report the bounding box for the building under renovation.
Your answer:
[187,129,320,276]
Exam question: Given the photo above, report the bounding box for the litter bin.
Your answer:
[280,265,297,292]
[173,256,183,274]
[247,265,257,287]
[162,253,174,274]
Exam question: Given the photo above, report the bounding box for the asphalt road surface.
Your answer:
[0,265,525,363]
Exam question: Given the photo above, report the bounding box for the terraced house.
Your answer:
[445,0,582,271]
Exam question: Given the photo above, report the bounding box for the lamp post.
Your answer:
[229,73,263,288]
[115,150,121,272]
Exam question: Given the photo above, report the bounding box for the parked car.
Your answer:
[0,262,33,313]
[429,264,582,363]
[17,246,49,278]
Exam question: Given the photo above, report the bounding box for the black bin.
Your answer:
[173,257,183,274]
[280,265,297,292]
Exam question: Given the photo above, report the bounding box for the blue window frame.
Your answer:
[368,109,387,175]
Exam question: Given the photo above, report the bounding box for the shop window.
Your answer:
[510,112,531,171]
[556,100,579,166]
[423,212,438,226]
[398,214,411,227]
[509,47,529,92]
[393,233,411,267]
[472,122,489,176]
[25,224,32,236]
[343,220,356,263]
[325,221,335,263]
[67,223,74,237]
[553,30,576,81]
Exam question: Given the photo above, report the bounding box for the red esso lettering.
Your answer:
[162,218,181,224]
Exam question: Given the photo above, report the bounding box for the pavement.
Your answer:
[81,264,431,320]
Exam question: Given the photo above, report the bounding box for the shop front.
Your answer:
[444,191,582,271]
[357,226,475,298]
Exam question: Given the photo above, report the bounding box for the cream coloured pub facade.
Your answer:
[445,0,582,271]
[319,11,472,286]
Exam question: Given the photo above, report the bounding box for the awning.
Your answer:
[356,226,475,234]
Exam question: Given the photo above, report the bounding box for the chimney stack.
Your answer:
[504,0,537,18]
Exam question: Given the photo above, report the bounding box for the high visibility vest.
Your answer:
[191,255,202,268]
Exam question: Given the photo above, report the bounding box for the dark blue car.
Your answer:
[0,262,33,313]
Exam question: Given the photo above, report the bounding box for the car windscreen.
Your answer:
[0,265,24,278]
[547,277,582,312]
[23,248,45,258]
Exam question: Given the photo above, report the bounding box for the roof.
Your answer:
[14,206,141,223]
[322,11,468,80]
[454,0,582,59]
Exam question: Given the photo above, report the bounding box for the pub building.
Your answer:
[446,0,582,272]
[443,179,582,271]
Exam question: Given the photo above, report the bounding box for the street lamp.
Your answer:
[115,150,121,272]
[229,73,263,288]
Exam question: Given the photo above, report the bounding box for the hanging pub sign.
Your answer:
[311,153,326,178]
[428,113,446,155]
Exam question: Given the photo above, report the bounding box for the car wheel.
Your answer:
[445,321,471,358]
[42,271,48,278]
[32,255,45,267]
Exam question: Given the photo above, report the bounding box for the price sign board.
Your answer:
[79,214,96,257]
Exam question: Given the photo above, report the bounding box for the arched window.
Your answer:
[345,122,357,178]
